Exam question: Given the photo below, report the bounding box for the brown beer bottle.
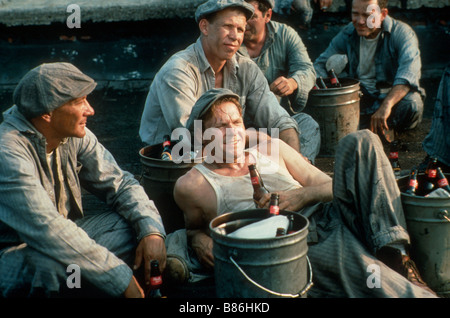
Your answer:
[287,214,295,234]
[268,193,280,216]
[318,76,328,89]
[146,260,163,298]
[436,167,450,193]
[420,158,438,196]
[389,141,401,177]
[405,168,418,195]
[328,69,342,88]
[248,164,269,207]
[276,227,286,237]
[161,135,172,160]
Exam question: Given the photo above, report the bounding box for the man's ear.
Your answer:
[41,113,52,123]
[265,8,273,23]
[199,18,209,36]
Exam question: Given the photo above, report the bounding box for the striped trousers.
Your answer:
[306,129,436,297]
[0,212,136,297]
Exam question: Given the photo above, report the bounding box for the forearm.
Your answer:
[380,84,410,111]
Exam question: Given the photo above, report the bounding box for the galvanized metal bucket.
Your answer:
[305,78,361,157]
[398,174,450,298]
[210,209,312,298]
[139,143,201,234]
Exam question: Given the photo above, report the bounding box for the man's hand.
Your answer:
[369,84,410,138]
[270,77,298,97]
[133,234,166,287]
[370,103,392,136]
[190,231,214,270]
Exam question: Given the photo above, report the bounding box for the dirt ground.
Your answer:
[314,117,432,177]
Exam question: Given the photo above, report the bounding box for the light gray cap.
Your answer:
[195,0,255,23]
[13,62,97,119]
[186,88,240,133]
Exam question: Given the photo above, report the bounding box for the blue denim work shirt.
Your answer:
[314,15,425,115]
[139,37,298,146]
[238,20,316,113]
[0,106,166,296]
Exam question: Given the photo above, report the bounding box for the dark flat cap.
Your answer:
[13,62,97,119]
[252,0,275,8]
[195,0,255,23]
[186,88,240,133]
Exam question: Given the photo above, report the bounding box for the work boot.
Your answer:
[376,246,436,296]
[163,254,190,286]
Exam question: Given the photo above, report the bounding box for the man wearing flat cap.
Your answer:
[139,0,303,155]
[170,87,436,297]
[0,62,166,298]
[239,0,320,163]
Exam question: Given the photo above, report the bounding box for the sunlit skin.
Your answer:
[351,0,387,39]
[203,101,247,167]
[199,8,247,75]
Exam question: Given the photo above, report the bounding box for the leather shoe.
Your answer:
[376,246,437,295]
[163,254,190,285]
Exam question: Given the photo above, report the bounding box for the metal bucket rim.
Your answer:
[209,209,309,243]
[139,145,204,167]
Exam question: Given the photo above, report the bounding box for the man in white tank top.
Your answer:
[168,88,436,297]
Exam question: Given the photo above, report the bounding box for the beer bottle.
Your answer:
[436,167,450,193]
[276,227,286,237]
[318,76,328,89]
[287,214,295,234]
[147,260,163,298]
[161,135,172,160]
[420,158,438,196]
[405,168,418,195]
[389,140,401,177]
[268,193,280,216]
[312,83,320,90]
[328,69,342,88]
[248,164,269,207]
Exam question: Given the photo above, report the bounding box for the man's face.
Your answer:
[201,8,247,62]
[352,0,386,39]
[203,100,246,163]
[48,96,94,139]
[244,1,271,43]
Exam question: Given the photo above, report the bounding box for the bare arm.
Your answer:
[256,139,333,211]
[370,84,410,135]
[173,169,217,269]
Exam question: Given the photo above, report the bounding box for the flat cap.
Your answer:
[256,0,275,8]
[13,62,97,119]
[186,88,240,133]
[195,0,255,23]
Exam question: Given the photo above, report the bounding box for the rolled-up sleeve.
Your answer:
[242,62,299,135]
[284,25,316,111]
[391,24,422,91]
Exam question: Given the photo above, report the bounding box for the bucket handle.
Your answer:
[438,210,450,222]
[229,255,314,298]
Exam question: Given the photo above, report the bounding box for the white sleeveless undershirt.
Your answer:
[193,148,302,215]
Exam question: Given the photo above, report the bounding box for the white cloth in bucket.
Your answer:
[228,215,289,239]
